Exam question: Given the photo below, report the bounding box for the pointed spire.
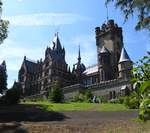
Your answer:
[78,45,81,63]
[119,47,131,63]
[24,56,26,60]
[53,32,62,51]
[100,46,109,53]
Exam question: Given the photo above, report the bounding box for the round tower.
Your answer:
[118,48,132,79]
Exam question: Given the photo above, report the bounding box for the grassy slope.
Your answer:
[22,101,137,112]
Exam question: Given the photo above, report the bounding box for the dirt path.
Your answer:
[0,104,149,133]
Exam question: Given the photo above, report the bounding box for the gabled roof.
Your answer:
[119,47,131,63]
[100,46,109,53]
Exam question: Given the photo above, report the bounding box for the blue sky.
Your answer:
[0,0,149,88]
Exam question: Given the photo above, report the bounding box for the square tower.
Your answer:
[95,20,123,81]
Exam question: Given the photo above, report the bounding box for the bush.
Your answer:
[5,87,21,104]
[73,92,84,102]
[98,96,108,103]
[1,82,22,105]
[84,89,93,103]
[118,97,125,104]
[109,98,120,104]
[124,96,139,109]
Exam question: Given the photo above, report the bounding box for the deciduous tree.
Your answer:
[106,0,150,32]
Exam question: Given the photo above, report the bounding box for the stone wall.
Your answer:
[63,78,132,100]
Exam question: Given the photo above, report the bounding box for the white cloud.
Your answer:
[3,13,90,26]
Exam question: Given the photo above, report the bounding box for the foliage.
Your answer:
[0,0,9,44]
[118,97,125,104]
[0,82,21,105]
[124,94,139,109]
[73,89,93,103]
[105,0,150,32]
[73,92,84,102]
[84,88,93,102]
[48,80,64,103]
[131,52,150,121]
[0,61,7,94]
[97,96,108,103]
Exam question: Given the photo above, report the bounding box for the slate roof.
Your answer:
[119,48,131,63]
[83,64,98,75]
[24,59,41,74]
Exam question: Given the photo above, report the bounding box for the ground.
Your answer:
[0,103,149,133]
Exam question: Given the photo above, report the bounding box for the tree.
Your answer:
[132,52,150,121]
[0,61,7,94]
[0,0,9,44]
[105,0,150,32]
[48,80,64,103]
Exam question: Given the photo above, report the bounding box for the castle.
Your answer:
[18,19,133,99]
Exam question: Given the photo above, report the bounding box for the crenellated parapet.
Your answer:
[95,19,122,40]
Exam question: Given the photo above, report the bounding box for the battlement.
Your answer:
[95,19,122,37]
[86,78,130,90]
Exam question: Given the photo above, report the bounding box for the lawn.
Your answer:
[22,101,137,112]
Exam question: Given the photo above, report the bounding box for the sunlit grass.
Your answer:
[22,101,137,112]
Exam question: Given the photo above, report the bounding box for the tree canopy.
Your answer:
[0,0,9,44]
[106,0,150,32]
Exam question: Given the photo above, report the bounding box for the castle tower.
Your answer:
[118,48,132,79]
[99,46,112,81]
[95,19,123,80]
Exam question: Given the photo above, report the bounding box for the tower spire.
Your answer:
[78,45,81,63]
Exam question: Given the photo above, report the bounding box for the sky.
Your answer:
[0,0,149,88]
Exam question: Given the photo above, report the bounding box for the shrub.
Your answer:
[98,96,108,103]
[118,97,125,104]
[139,98,150,121]
[124,96,139,109]
[84,89,93,103]
[73,92,84,102]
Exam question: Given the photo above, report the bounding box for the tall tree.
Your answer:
[0,61,7,94]
[105,0,150,32]
[0,0,9,44]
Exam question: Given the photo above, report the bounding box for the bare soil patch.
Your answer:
[0,104,149,133]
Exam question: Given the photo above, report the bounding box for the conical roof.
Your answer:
[119,47,131,63]
[100,46,109,53]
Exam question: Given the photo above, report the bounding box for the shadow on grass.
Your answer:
[0,104,68,122]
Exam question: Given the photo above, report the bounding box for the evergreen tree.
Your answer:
[0,0,9,44]
[48,80,64,103]
[0,61,7,94]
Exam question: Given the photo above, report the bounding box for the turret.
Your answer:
[118,48,132,79]
[99,46,112,81]
[72,46,86,83]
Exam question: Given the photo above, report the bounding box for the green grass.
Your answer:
[22,101,137,112]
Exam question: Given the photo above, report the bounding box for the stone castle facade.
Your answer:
[18,19,133,99]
